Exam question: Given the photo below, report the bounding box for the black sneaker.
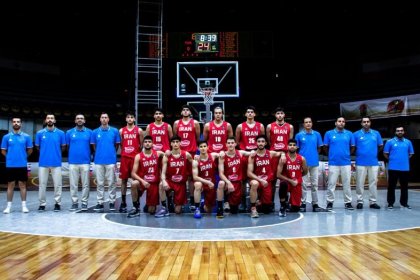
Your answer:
[326,202,333,211]
[119,203,127,213]
[344,203,354,210]
[216,209,224,219]
[127,208,140,218]
[279,207,286,217]
[369,203,381,209]
[312,204,325,212]
[300,203,306,212]
[54,204,61,212]
[356,203,363,209]
[387,204,393,209]
[81,203,88,211]
[401,204,412,209]
[143,205,149,213]
[94,203,104,212]
[38,205,46,212]
[70,203,78,211]
[109,203,115,211]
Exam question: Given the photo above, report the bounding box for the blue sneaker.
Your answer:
[194,208,202,219]
[155,207,169,218]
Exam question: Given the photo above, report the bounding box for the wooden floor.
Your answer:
[1,229,420,279]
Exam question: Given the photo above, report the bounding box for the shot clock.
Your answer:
[193,33,219,52]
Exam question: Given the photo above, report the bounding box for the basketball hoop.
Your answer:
[200,87,215,105]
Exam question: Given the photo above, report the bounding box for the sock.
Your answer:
[195,202,200,209]
[122,195,126,204]
[190,196,194,204]
[133,201,140,209]
[22,201,26,206]
[217,200,223,209]
[251,203,256,208]
[7,202,12,207]
[161,200,167,207]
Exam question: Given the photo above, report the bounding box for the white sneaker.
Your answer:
[22,206,29,213]
[3,207,11,214]
[223,202,230,212]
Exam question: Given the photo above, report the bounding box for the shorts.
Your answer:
[119,156,135,180]
[6,167,28,182]
[140,182,159,206]
[288,183,302,207]
[257,180,273,205]
[167,181,187,206]
[227,181,243,206]
[202,183,216,208]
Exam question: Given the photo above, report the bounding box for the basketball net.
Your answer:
[200,87,215,105]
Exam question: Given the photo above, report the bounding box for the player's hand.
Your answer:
[249,150,256,158]
[261,180,268,187]
[280,153,286,164]
[219,151,225,159]
[143,182,150,189]
[290,179,298,187]
[208,182,215,189]
[227,182,234,192]
[194,155,200,161]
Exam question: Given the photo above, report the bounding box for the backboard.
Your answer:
[177,61,239,98]
[187,101,225,123]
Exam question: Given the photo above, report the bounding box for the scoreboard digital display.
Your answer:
[178,32,239,58]
[193,33,218,53]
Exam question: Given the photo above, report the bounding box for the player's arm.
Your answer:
[270,150,286,163]
[203,123,210,141]
[260,123,265,135]
[235,124,242,144]
[167,123,174,139]
[194,120,201,142]
[186,151,193,163]
[289,124,294,139]
[238,149,255,157]
[302,156,308,176]
[172,120,179,136]
[145,124,150,136]
[247,156,259,182]
[192,159,212,186]
[226,122,234,137]
[265,124,271,147]
[218,156,234,191]
[160,155,169,189]
[138,127,144,149]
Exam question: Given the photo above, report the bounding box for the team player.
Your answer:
[155,135,194,217]
[128,136,165,217]
[266,107,294,211]
[145,108,172,152]
[235,106,265,212]
[173,104,200,210]
[203,106,233,153]
[217,137,255,218]
[119,111,143,213]
[191,141,223,219]
[276,139,308,217]
[247,135,285,218]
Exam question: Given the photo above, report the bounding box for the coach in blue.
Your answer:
[91,112,121,212]
[1,117,33,214]
[383,126,414,209]
[35,114,66,212]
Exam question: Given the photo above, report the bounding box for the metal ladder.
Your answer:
[135,0,163,128]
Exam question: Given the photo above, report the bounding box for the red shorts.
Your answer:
[119,156,135,180]
[167,181,187,206]
[288,183,302,207]
[257,180,273,205]
[202,183,216,208]
[140,182,159,206]
[228,181,243,206]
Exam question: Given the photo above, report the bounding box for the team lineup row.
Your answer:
[1,105,415,218]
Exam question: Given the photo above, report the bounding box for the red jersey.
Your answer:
[282,153,304,185]
[223,150,244,182]
[137,151,160,183]
[207,121,228,153]
[177,118,197,154]
[197,154,216,182]
[149,122,170,152]
[239,121,262,151]
[253,150,274,182]
[120,126,141,158]
[269,122,291,151]
[166,151,189,183]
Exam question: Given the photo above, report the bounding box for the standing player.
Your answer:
[276,139,308,217]
[203,106,233,153]
[266,106,294,211]
[235,106,265,212]
[191,141,222,219]
[217,137,254,218]
[173,104,200,210]
[1,117,33,214]
[119,111,143,213]
[247,135,285,218]
[155,135,194,217]
[145,108,172,153]
[128,136,165,217]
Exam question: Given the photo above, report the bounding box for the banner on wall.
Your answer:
[340,94,420,120]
